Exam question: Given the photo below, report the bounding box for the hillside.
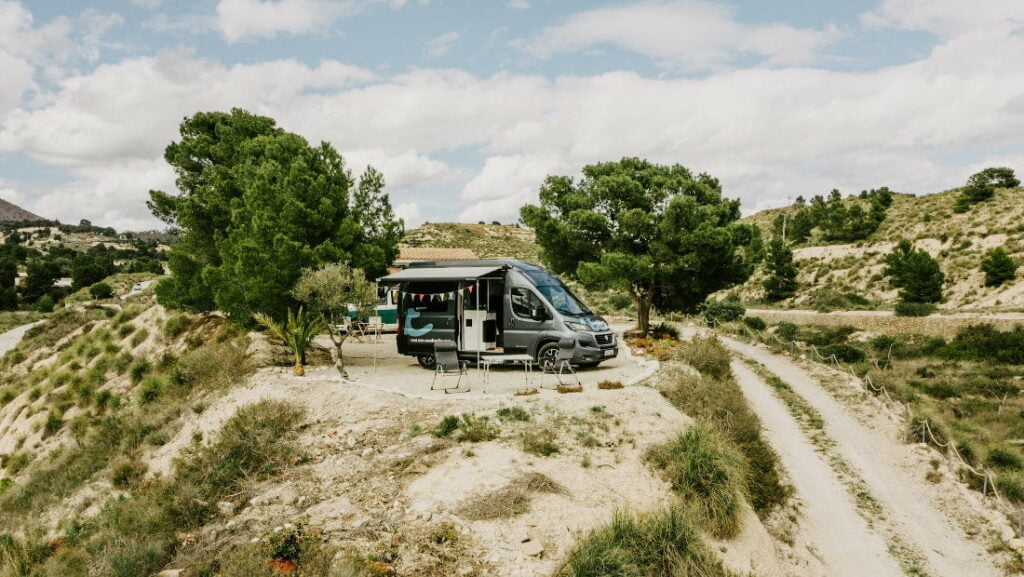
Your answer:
[403,222,541,263]
[0,198,42,222]
[733,186,1024,311]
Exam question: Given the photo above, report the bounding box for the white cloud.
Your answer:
[215,0,359,42]
[3,3,1024,228]
[394,201,423,228]
[508,0,529,10]
[518,0,842,70]
[862,0,1024,37]
[130,0,162,9]
[425,31,459,58]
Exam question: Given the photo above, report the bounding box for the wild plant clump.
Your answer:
[676,335,732,381]
[432,414,498,442]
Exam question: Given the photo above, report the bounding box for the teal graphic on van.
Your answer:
[404,308,434,337]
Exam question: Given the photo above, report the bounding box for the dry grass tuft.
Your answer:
[556,384,583,394]
[515,388,539,396]
[597,380,623,390]
[456,473,567,520]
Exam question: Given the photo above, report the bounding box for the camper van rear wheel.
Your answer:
[537,342,559,370]
[417,354,437,370]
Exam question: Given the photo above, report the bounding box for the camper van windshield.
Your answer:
[526,272,591,316]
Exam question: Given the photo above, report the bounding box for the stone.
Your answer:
[156,570,184,577]
[216,501,236,516]
[347,436,358,449]
[361,447,374,458]
[519,539,544,557]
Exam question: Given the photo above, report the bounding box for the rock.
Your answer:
[520,539,544,557]
[156,570,183,577]
[216,501,236,517]
[1001,526,1017,542]
[347,436,358,449]
[361,447,374,458]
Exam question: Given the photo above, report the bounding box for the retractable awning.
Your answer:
[379,266,505,283]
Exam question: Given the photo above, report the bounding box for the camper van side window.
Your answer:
[511,287,542,318]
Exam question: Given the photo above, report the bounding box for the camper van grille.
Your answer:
[595,333,614,346]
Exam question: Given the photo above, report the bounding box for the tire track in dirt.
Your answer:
[730,360,904,577]
[723,337,1003,577]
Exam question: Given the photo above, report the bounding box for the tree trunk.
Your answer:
[632,287,651,335]
[327,330,348,379]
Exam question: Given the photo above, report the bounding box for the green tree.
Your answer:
[21,260,61,303]
[148,109,402,322]
[0,257,18,310]
[292,263,377,378]
[762,239,798,301]
[89,282,115,300]
[884,239,944,304]
[520,158,755,334]
[980,247,1017,287]
[956,167,1019,212]
[71,250,116,290]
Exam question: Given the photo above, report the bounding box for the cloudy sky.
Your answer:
[1,0,1022,231]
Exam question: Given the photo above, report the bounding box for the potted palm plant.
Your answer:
[254,307,326,376]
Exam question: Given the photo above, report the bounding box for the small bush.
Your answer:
[110,458,148,488]
[496,406,530,422]
[775,322,798,341]
[117,324,136,339]
[89,282,114,300]
[174,338,252,390]
[556,384,583,393]
[608,294,632,310]
[742,316,766,331]
[986,448,1023,471]
[700,300,745,326]
[996,472,1024,503]
[894,301,935,317]
[4,451,33,474]
[818,343,866,364]
[645,425,748,538]
[556,507,727,577]
[130,328,150,348]
[677,336,732,381]
[162,313,191,339]
[42,411,64,439]
[432,414,497,442]
[129,359,150,383]
[36,295,55,313]
[136,375,165,404]
[522,428,559,457]
[597,380,624,390]
[650,322,679,340]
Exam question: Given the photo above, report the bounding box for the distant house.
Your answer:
[389,247,477,273]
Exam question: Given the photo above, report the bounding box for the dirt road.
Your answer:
[722,336,1004,577]
[0,321,39,356]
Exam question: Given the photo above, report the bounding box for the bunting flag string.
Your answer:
[400,291,457,303]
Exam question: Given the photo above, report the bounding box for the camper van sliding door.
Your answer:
[402,281,457,348]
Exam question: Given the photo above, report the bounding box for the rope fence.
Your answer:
[697,317,1024,537]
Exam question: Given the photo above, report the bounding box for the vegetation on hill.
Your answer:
[402,222,541,262]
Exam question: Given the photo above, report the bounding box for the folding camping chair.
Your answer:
[431,340,469,393]
[540,337,581,389]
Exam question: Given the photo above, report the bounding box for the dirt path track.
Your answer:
[722,336,1003,577]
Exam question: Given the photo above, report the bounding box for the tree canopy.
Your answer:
[520,157,757,334]
[884,239,944,304]
[148,109,403,321]
[773,187,893,244]
[762,238,798,301]
[955,167,1019,212]
[980,247,1017,287]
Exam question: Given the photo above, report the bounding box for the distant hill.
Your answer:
[0,197,42,222]
[402,222,541,263]
[730,186,1024,311]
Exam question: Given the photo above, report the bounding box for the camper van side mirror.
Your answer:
[530,307,548,321]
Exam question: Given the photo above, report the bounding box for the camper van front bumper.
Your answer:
[574,332,618,363]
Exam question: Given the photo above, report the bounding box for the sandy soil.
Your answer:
[0,321,40,356]
[721,336,1006,577]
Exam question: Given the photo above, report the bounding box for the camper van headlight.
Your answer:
[565,321,590,333]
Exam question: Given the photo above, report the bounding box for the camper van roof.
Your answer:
[404,259,544,271]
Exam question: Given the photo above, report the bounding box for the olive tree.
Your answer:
[292,263,377,378]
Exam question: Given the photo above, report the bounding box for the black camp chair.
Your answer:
[540,337,581,389]
[431,340,469,393]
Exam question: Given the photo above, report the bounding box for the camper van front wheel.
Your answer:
[537,342,559,369]
[417,354,437,370]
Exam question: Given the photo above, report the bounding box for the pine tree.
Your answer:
[980,248,1017,287]
[762,238,798,301]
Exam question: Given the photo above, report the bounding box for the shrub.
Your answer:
[110,458,148,488]
[986,448,1023,471]
[433,415,460,438]
[742,316,766,331]
[894,301,935,317]
[174,337,252,391]
[645,425,748,538]
[981,248,1017,287]
[700,300,745,326]
[935,324,1024,364]
[677,336,732,381]
[162,313,190,339]
[608,294,632,310]
[496,406,530,422]
[818,343,866,364]
[432,414,497,442]
[775,322,798,341]
[42,411,64,439]
[89,282,114,300]
[884,239,944,304]
[117,324,136,338]
[650,322,679,340]
[130,328,150,348]
[4,451,33,474]
[36,295,55,313]
[522,429,559,457]
[597,380,624,390]
[556,507,728,577]
[129,359,150,383]
[136,375,165,404]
